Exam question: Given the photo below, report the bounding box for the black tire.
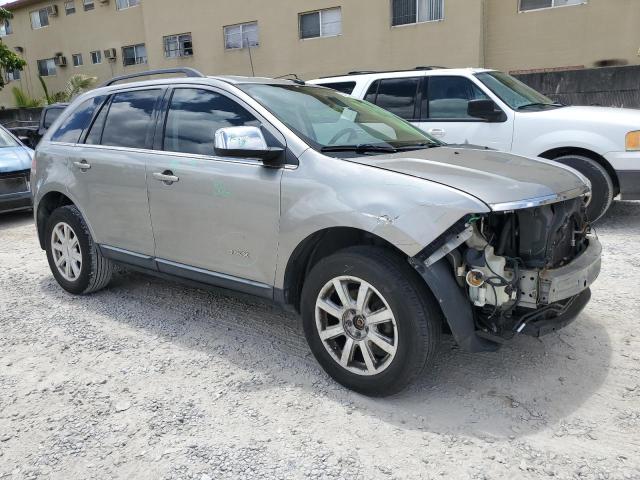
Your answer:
[553,154,614,222]
[301,246,441,397]
[45,205,113,295]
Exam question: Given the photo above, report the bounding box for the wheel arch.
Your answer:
[280,227,409,312]
[36,191,75,249]
[539,147,620,195]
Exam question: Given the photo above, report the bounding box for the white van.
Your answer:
[309,68,640,220]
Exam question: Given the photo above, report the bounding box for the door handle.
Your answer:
[73,160,91,171]
[153,170,179,184]
[427,128,446,138]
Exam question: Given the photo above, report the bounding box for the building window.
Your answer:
[116,0,140,10]
[72,53,83,67]
[391,0,444,26]
[299,8,341,39]
[65,1,76,14]
[519,0,585,11]
[6,69,21,82]
[224,22,259,50]
[83,0,95,11]
[30,8,50,29]
[122,44,147,66]
[164,33,194,57]
[37,58,57,77]
[90,50,102,64]
[0,19,13,36]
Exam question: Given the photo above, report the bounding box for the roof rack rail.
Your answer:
[100,68,205,87]
[319,66,448,79]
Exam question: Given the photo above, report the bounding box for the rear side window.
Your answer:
[363,77,420,120]
[163,88,260,156]
[51,97,105,143]
[425,76,489,120]
[99,89,162,148]
[316,81,356,95]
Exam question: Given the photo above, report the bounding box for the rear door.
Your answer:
[145,86,283,291]
[65,88,162,257]
[414,75,514,150]
[362,76,422,124]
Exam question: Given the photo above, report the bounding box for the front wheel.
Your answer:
[301,246,441,396]
[553,154,614,222]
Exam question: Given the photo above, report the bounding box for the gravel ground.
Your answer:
[1,202,639,480]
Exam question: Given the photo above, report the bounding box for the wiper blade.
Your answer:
[320,144,397,153]
[517,102,564,110]
[395,142,441,150]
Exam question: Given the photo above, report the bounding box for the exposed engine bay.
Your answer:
[418,197,601,341]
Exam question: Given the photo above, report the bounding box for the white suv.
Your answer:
[309,68,640,221]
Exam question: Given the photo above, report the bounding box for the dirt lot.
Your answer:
[1,202,639,480]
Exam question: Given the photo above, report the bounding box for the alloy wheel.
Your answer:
[51,222,82,282]
[315,276,398,376]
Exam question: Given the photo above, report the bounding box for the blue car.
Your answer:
[0,124,35,214]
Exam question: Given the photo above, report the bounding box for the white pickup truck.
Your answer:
[309,68,640,220]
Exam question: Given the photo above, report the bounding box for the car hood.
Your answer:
[348,146,588,210]
[0,146,34,173]
[523,105,640,126]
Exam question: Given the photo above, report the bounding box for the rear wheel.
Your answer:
[45,205,113,295]
[553,154,614,222]
[301,246,441,396]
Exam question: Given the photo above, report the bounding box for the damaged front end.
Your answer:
[409,197,601,352]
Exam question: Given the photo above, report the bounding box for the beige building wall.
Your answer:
[141,0,484,79]
[485,0,640,72]
[0,0,638,108]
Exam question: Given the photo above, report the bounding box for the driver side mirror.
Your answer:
[467,99,506,123]
[214,126,284,165]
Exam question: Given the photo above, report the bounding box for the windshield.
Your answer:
[475,71,562,110]
[0,127,20,147]
[239,83,440,152]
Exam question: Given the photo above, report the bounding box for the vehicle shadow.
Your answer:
[0,210,33,231]
[596,200,640,232]
[37,263,612,442]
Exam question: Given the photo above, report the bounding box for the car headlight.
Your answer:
[626,131,640,151]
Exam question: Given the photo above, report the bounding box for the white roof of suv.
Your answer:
[308,68,494,86]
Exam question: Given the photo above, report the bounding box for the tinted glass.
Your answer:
[164,88,260,156]
[372,77,420,120]
[100,90,161,148]
[426,76,489,119]
[363,80,379,103]
[84,100,109,145]
[44,108,64,128]
[318,82,356,95]
[51,97,104,143]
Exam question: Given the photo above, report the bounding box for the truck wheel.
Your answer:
[300,246,441,397]
[45,205,114,295]
[553,154,614,222]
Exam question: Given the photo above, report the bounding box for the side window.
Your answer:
[84,99,109,145]
[366,77,420,121]
[100,89,162,148]
[317,81,356,95]
[163,88,260,156]
[426,76,489,120]
[363,80,379,103]
[51,96,106,143]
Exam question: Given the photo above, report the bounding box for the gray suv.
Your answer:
[32,68,601,396]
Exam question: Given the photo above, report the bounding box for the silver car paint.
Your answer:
[33,76,589,295]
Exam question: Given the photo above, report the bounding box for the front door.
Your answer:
[66,88,163,256]
[414,75,514,151]
[145,87,282,289]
